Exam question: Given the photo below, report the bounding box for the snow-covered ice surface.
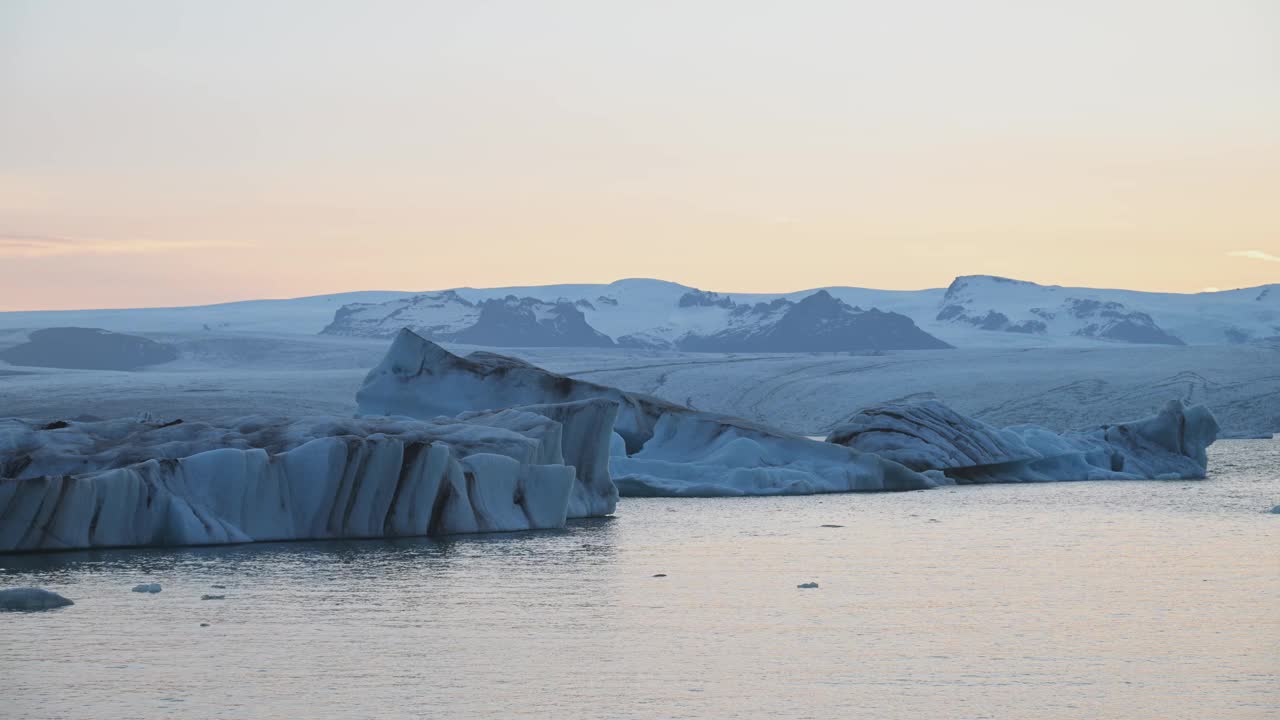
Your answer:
[514,344,1279,439]
[0,413,581,552]
[1,332,1275,437]
[0,291,413,335]
[2,439,1276,719]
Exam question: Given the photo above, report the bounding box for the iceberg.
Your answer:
[356,331,938,498]
[610,411,938,497]
[825,400,1040,472]
[456,399,620,518]
[0,414,579,552]
[826,399,1219,482]
[1,329,1229,555]
[356,329,681,453]
[0,587,74,611]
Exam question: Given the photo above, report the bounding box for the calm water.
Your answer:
[4,440,1278,720]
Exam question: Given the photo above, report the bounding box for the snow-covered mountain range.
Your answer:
[319,276,1278,350]
[933,275,1277,346]
[322,283,952,351]
[1,276,1275,350]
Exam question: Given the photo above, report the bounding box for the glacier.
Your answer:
[827,399,1219,483]
[0,413,583,552]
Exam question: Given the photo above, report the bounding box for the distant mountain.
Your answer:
[323,292,613,347]
[0,327,177,370]
[316,276,1280,349]
[3,276,1276,349]
[322,290,478,339]
[323,282,949,351]
[937,276,1185,345]
[934,275,1280,346]
[674,290,951,352]
[450,297,614,347]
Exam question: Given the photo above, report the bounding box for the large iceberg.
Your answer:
[455,399,620,518]
[611,411,938,497]
[0,414,582,552]
[356,330,938,497]
[357,329,680,453]
[826,399,1218,482]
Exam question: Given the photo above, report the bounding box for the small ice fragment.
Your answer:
[131,583,162,594]
[796,582,819,589]
[1269,505,1280,514]
[0,587,74,611]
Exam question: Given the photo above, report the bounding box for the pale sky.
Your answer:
[2,0,1278,311]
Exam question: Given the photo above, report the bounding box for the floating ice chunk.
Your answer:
[611,412,936,497]
[827,399,1218,483]
[0,587,74,611]
[132,583,162,594]
[0,414,579,552]
[797,582,819,589]
[825,400,1039,471]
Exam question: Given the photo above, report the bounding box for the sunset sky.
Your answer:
[2,0,1277,311]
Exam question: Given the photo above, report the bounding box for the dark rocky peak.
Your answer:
[678,290,736,309]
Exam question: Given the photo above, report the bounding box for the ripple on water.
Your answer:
[2,440,1277,719]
